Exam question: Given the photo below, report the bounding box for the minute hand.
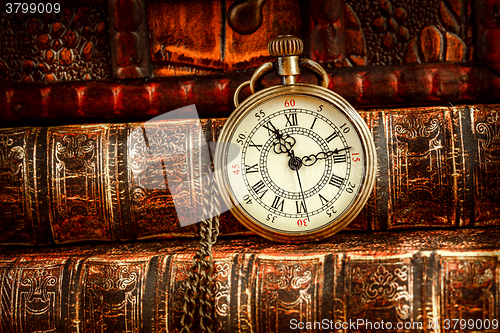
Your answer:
[301,147,351,166]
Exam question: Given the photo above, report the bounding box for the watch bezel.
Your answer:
[214,83,377,243]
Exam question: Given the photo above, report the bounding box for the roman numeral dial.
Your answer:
[236,106,357,221]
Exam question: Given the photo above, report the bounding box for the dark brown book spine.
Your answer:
[0,228,498,332]
[2,104,500,245]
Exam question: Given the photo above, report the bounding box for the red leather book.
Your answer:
[1,103,500,245]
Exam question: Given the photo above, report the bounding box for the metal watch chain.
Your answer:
[180,166,221,333]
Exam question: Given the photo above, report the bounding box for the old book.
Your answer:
[2,64,500,127]
[2,103,500,245]
[0,227,498,332]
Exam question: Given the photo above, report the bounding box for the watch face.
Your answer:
[215,84,376,242]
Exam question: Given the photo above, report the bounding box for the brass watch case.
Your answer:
[214,83,377,243]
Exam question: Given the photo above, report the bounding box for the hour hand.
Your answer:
[272,132,296,155]
[301,147,351,166]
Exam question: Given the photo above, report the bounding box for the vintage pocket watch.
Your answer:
[214,36,376,243]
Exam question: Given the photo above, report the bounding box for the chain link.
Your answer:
[180,173,221,333]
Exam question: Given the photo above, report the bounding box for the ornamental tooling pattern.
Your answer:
[440,256,498,328]
[253,255,324,332]
[128,118,213,236]
[346,256,413,326]
[473,107,500,225]
[387,109,454,228]
[48,125,114,243]
[0,129,31,244]
[0,5,111,82]
[0,258,67,333]
[82,258,148,333]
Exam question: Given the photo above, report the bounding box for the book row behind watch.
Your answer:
[0,228,498,332]
[1,103,500,246]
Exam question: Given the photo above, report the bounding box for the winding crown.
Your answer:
[268,35,303,57]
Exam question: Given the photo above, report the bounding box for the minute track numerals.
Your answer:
[240,108,353,220]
